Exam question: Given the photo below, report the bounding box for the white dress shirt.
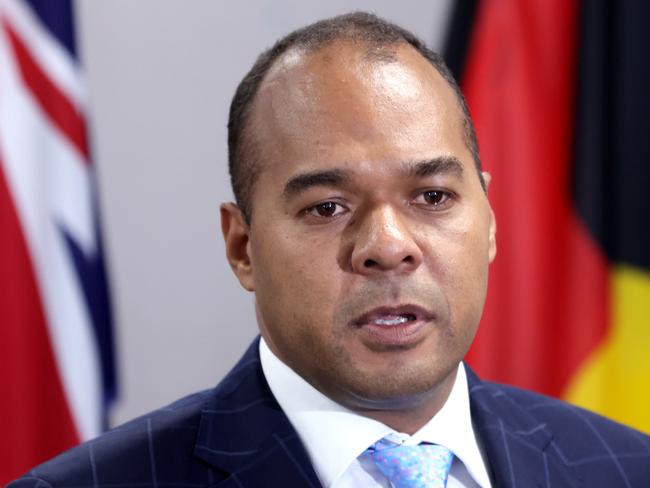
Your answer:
[259,338,492,488]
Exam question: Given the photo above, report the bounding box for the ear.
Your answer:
[482,171,497,263]
[220,203,255,291]
[488,206,497,262]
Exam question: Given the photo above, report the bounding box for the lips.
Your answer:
[351,305,434,347]
[352,305,433,327]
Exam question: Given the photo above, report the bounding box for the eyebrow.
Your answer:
[406,156,465,179]
[282,156,465,199]
[283,169,349,198]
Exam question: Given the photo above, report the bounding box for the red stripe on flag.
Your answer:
[462,0,609,396]
[0,162,80,484]
[2,18,89,162]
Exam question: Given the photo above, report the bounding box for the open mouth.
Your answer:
[351,305,433,347]
[352,305,432,327]
[371,313,417,326]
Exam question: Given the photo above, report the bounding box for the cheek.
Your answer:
[251,235,298,300]
[254,231,331,284]
[424,215,490,317]
[250,230,341,328]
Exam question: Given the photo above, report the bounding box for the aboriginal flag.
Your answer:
[445,0,650,432]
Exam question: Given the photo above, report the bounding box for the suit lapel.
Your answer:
[193,343,580,487]
[466,367,577,487]
[194,339,321,487]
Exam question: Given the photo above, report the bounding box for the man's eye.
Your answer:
[414,190,453,208]
[306,201,346,218]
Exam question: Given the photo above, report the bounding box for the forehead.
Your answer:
[248,40,471,186]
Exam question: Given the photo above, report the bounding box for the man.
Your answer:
[10,12,650,488]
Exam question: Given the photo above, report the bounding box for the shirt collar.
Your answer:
[259,337,491,488]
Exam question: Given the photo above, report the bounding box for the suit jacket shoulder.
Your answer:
[8,339,320,488]
[8,386,217,488]
[467,368,650,487]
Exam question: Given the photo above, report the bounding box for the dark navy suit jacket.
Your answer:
[9,338,650,487]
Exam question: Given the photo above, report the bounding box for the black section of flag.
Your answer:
[442,0,478,82]
[572,0,650,270]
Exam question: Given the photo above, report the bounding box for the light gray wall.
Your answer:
[75,0,454,427]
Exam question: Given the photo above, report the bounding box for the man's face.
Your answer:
[223,41,496,417]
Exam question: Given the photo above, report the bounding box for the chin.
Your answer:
[340,361,456,407]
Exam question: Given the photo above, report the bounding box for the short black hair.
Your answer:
[228,11,481,223]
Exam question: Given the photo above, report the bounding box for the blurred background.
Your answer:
[1,0,648,484]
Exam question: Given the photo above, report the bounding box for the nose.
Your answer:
[350,205,422,275]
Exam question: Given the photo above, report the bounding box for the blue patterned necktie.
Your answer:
[366,437,454,488]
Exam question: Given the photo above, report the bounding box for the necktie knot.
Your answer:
[366,438,454,488]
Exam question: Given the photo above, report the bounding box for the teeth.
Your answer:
[373,315,410,326]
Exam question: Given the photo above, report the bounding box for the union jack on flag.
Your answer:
[0,0,115,483]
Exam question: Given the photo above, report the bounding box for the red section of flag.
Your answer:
[0,162,79,484]
[462,0,609,396]
[2,18,89,162]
